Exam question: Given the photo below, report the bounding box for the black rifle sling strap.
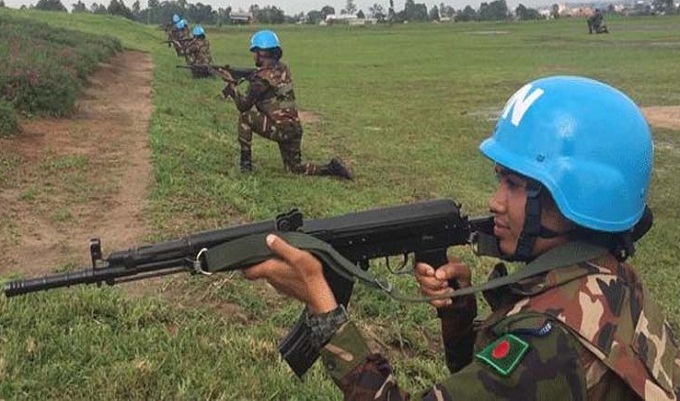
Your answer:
[202,232,608,303]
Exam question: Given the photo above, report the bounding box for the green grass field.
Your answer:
[1,9,679,400]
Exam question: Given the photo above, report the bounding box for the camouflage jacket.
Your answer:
[184,38,212,66]
[232,61,299,124]
[319,242,680,400]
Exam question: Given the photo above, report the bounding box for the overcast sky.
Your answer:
[4,0,564,15]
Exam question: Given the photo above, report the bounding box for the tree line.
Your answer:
[10,0,679,25]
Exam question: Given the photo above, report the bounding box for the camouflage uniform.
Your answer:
[230,61,349,177]
[184,38,212,78]
[588,11,608,34]
[319,242,680,400]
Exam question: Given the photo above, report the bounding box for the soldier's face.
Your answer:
[489,166,527,256]
[489,165,572,258]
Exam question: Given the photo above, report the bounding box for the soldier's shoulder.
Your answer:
[433,313,589,400]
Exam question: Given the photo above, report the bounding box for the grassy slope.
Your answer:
[1,9,679,399]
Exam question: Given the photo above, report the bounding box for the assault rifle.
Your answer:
[176,64,256,82]
[3,199,492,377]
[161,38,193,45]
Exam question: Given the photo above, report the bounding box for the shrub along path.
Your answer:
[0,50,153,278]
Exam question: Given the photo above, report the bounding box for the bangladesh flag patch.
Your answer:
[475,334,530,377]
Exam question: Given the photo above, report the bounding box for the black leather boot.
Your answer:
[240,149,252,172]
[321,158,352,179]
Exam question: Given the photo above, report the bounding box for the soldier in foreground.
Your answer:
[183,25,212,79]
[243,76,679,399]
[218,30,352,179]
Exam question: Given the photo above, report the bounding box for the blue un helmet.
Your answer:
[175,19,186,29]
[480,76,653,234]
[172,14,180,23]
[250,30,281,51]
[192,25,205,37]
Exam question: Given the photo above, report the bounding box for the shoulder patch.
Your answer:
[476,334,530,377]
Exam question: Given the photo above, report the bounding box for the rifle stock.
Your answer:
[3,199,492,377]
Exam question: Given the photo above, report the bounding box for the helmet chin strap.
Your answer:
[510,180,564,262]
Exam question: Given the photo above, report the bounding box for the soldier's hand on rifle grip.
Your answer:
[414,256,471,309]
[221,84,235,99]
[242,234,338,314]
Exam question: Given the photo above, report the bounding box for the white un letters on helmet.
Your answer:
[501,84,544,127]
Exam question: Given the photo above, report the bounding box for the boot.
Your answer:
[240,149,252,173]
[323,158,353,180]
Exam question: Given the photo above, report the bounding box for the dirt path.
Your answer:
[0,51,153,277]
[642,106,680,131]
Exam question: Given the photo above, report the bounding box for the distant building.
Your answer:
[323,14,377,25]
[325,13,358,23]
[230,12,252,24]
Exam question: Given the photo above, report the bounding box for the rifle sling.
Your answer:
[203,232,608,303]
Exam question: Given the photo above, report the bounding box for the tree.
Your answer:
[652,0,674,13]
[455,5,477,21]
[515,3,540,20]
[35,0,67,11]
[404,0,428,21]
[369,3,385,20]
[439,3,455,18]
[478,0,508,20]
[343,0,357,15]
[320,5,335,18]
[107,0,134,19]
[71,0,88,11]
[429,5,440,20]
[187,2,216,24]
[254,5,284,23]
[357,9,365,18]
[550,3,559,19]
[0,1,5,7]
[306,9,324,23]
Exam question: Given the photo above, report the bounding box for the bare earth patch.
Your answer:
[642,106,680,131]
[298,110,321,124]
[0,51,153,277]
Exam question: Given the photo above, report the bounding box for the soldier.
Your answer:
[218,30,352,179]
[178,19,190,39]
[242,76,679,399]
[588,9,609,34]
[183,25,212,79]
[167,18,190,57]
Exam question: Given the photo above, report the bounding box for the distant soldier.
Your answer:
[184,25,212,79]
[217,30,352,179]
[587,9,609,34]
[167,18,191,56]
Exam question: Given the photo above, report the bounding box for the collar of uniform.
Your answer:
[510,241,611,296]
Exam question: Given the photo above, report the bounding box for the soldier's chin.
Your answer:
[499,241,516,258]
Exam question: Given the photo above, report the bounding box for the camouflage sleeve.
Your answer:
[439,294,477,373]
[320,317,588,401]
[183,41,198,64]
[232,77,269,112]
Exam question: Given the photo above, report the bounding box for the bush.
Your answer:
[3,63,80,116]
[0,99,20,136]
[0,14,122,117]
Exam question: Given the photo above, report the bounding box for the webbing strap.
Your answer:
[203,232,608,303]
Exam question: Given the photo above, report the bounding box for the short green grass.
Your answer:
[1,9,679,400]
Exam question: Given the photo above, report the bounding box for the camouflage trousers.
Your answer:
[238,110,321,175]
